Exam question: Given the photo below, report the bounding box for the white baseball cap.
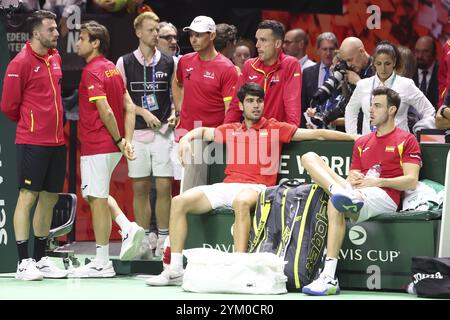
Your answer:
[183,16,216,33]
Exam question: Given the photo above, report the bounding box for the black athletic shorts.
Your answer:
[16,144,67,193]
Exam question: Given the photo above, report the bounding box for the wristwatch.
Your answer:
[440,106,450,120]
[174,111,180,118]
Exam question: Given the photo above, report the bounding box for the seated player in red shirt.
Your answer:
[301,86,421,296]
[146,82,358,286]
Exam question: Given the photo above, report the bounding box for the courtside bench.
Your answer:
[184,141,450,291]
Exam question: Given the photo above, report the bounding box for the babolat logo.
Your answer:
[349,225,367,245]
[413,272,444,284]
[306,195,328,276]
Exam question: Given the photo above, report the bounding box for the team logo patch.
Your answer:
[88,85,94,90]
[385,146,395,152]
[259,130,268,137]
[269,75,280,87]
[203,71,215,79]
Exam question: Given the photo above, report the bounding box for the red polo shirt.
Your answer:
[78,55,126,156]
[351,127,422,206]
[215,117,297,186]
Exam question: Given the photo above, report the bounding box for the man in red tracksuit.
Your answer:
[224,20,302,127]
[1,10,68,281]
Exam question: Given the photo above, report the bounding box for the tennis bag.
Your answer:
[248,179,329,292]
[411,256,450,298]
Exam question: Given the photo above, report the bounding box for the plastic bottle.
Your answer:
[366,163,381,178]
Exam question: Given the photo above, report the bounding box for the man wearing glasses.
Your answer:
[157,21,181,62]
[282,28,316,71]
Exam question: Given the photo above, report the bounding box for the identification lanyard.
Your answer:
[143,58,156,98]
[142,55,159,112]
[369,73,397,131]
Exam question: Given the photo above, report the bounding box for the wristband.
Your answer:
[174,111,180,118]
[114,137,123,145]
[440,106,450,120]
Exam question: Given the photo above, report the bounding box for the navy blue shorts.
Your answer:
[16,144,66,193]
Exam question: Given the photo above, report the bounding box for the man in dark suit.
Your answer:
[413,36,439,108]
[301,32,338,128]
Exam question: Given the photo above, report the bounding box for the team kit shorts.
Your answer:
[16,144,66,193]
[80,152,122,199]
[353,186,397,223]
[194,182,267,209]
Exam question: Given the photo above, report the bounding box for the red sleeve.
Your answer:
[1,60,27,122]
[224,72,245,123]
[277,121,298,143]
[402,134,422,166]
[282,58,302,126]
[214,123,235,144]
[438,41,449,106]
[221,64,238,103]
[85,71,106,101]
[176,56,184,85]
[350,140,363,171]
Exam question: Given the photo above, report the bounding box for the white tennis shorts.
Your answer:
[80,152,122,199]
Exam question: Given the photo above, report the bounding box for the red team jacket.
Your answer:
[1,42,65,146]
[224,51,302,126]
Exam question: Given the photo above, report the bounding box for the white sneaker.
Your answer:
[145,268,184,286]
[119,222,145,261]
[15,258,44,281]
[302,273,340,296]
[136,236,152,260]
[36,256,69,279]
[70,260,116,278]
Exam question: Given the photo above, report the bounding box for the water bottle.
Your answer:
[366,163,381,178]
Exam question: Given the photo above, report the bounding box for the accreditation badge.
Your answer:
[142,93,159,112]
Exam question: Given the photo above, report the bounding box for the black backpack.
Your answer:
[248,180,329,292]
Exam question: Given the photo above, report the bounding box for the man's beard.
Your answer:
[41,38,57,49]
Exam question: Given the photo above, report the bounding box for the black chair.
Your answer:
[46,193,80,269]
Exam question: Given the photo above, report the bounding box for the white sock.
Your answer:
[95,244,109,265]
[322,257,337,279]
[115,213,131,231]
[328,184,346,196]
[170,252,183,272]
[158,233,168,246]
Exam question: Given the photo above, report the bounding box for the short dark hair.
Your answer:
[372,86,401,115]
[257,20,285,40]
[26,10,56,37]
[237,82,264,103]
[214,23,238,52]
[80,21,110,55]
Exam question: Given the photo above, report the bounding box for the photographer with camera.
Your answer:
[304,36,374,131]
[301,32,339,128]
[339,37,373,86]
[306,54,351,131]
